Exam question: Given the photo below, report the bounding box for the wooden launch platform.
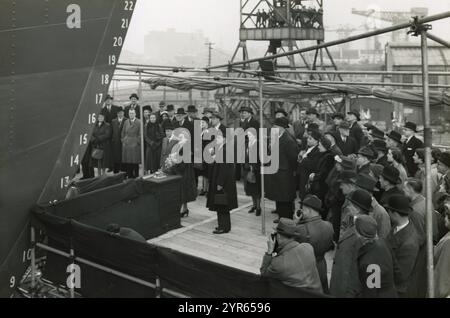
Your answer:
[149,182,334,277]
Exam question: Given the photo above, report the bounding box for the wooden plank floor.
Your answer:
[149,181,334,280]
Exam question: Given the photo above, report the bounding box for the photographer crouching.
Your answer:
[260,218,323,293]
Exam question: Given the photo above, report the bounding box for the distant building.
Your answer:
[385,42,450,126]
[144,29,209,66]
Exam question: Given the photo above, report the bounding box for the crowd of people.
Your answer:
[81,93,450,298]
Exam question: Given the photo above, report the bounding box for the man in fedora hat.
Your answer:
[124,93,141,119]
[265,117,299,222]
[349,215,397,298]
[239,105,260,131]
[111,107,126,173]
[356,146,375,176]
[329,189,372,297]
[260,218,323,293]
[305,107,325,132]
[373,140,389,168]
[335,121,358,156]
[327,113,344,134]
[379,166,404,207]
[346,110,364,150]
[402,121,423,177]
[385,130,402,149]
[165,104,177,125]
[100,94,121,123]
[352,174,391,239]
[385,194,422,298]
[293,195,334,293]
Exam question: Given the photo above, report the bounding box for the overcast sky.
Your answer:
[123,0,450,60]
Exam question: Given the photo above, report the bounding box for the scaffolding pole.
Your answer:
[426,32,450,48]
[138,70,145,177]
[259,75,266,236]
[419,26,435,299]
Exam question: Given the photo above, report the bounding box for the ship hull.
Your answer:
[0,0,136,297]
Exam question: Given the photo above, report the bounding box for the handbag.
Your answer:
[214,190,228,206]
[91,148,104,160]
[246,168,257,184]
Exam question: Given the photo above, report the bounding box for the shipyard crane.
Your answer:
[351,7,428,42]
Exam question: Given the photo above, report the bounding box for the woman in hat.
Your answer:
[160,111,169,122]
[206,129,238,234]
[387,148,408,183]
[309,136,335,206]
[89,113,113,176]
[144,113,164,174]
[242,129,261,216]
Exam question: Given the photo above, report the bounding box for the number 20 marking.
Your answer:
[113,36,123,47]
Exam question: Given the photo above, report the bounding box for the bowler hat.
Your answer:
[385,194,412,215]
[306,107,319,116]
[104,94,113,101]
[159,101,166,107]
[239,106,253,114]
[347,189,372,213]
[372,139,387,152]
[381,165,401,185]
[273,117,289,129]
[129,93,139,100]
[175,108,186,115]
[353,174,377,193]
[355,215,378,239]
[201,116,210,123]
[337,170,358,183]
[319,136,332,150]
[166,104,175,112]
[187,105,198,113]
[301,195,323,213]
[275,108,288,117]
[347,111,360,121]
[162,120,174,131]
[404,122,417,132]
[339,121,350,130]
[276,218,298,238]
[117,107,124,113]
[211,111,223,120]
[358,146,375,159]
[438,152,450,168]
[371,128,385,140]
[370,163,384,180]
[331,113,345,120]
[310,130,322,142]
[335,155,356,171]
[307,123,320,132]
[386,130,402,144]
[203,107,213,114]
[142,105,152,112]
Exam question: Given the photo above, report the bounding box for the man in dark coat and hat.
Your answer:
[110,107,126,173]
[379,165,404,207]
[155,101,166,123]
[124,93,141,119]
[239,105,260,131]
[293,195,334,293]
[335,121,358,155]
[206,128,238,234]
[348,215,397,298]
[260,218,323,293]
[346,111,363,150]
[356,146,376,176]
[100,94,121,123]
[385,195,423,298]
[297,129,322,200]
[402,121,423,177]
[165,104,177,126]
[386,130,403,149]
[265,117,299,221]
[329,189,372,297]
